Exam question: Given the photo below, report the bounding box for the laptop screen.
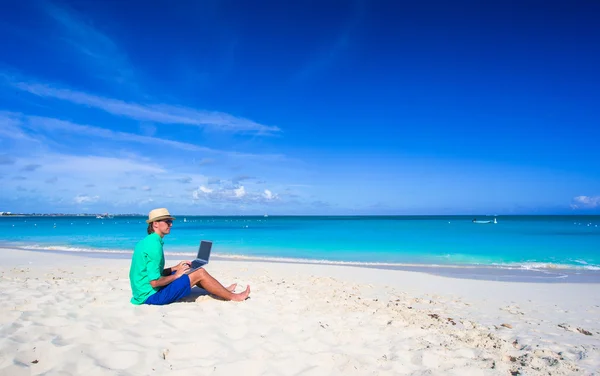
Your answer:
[197,240,212,262]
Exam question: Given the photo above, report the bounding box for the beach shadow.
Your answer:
[178,286,251,303]
[178,287,230,302]
[178,287,211,302]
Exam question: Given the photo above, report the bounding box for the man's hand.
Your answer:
[175,263,190,277]
[174,261,191,271]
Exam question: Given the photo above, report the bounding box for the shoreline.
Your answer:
[4,244,600,284]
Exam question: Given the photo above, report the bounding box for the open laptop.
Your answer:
[185,240,213,274]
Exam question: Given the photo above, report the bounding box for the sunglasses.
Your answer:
[159,219,173,225]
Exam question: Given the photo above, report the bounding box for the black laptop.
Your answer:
[186,240,213,273]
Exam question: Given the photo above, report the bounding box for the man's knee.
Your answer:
[194,268,208,277]
[189,268,207,284]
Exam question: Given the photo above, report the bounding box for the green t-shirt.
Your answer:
[129,233,165,305]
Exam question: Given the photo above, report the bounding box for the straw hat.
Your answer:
[146,208,176,224]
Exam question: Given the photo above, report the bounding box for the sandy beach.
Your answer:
[0,248,598,375]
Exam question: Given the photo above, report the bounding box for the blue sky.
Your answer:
[0,0,599,215]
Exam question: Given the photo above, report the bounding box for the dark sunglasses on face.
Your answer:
[160,219,173,225]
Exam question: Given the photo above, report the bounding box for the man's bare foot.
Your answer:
[230,285,250,301]
[226,283,237,292]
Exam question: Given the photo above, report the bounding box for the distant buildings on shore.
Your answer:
[0,212,142,217]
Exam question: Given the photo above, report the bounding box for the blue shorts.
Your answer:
[145,274,191,305]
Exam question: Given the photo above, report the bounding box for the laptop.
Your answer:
[185,240,213,274]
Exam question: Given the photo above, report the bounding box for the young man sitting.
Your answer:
[129,208,250,305]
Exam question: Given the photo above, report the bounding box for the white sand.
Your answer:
[0,248,598,375]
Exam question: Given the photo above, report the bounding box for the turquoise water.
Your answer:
[1,215,599,271]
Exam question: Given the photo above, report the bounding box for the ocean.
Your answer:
[2,215,599,282]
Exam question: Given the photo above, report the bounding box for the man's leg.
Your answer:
[188,268,250,301]
[145,275,192,305]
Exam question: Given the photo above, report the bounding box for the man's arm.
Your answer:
[162,261,191,276]
[152,262,191,287]
[150,271,184,288]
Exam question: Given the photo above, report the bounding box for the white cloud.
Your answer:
[12,81,280,135]
[191,183,281,206]
[74,194,99,204]
[262,189,280,201]
[264,189,276,200]
[571,195,600,209]
[193,186,213,200]
[234,186,246,198]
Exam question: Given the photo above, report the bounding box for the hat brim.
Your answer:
[146,215,176,224]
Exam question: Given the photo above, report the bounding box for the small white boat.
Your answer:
[472,217,498,224]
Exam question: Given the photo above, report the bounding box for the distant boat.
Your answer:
[472,217,498,224]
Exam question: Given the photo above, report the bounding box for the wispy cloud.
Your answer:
[293,0,365,81]
[21,164,41,172]
[42,1,134,85]
[2,112,284,161]
[0,154,16,165]
[11,80,281,135]
[232,175,255,183]
[74,194,100,204]
[198,158,216,166]
[4,152,169,204]
[25,114,213,152]
[0,112,43,143]
[571,195,600,209]
[41,154,164,176]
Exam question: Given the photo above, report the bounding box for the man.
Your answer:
[129,208,250,305]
